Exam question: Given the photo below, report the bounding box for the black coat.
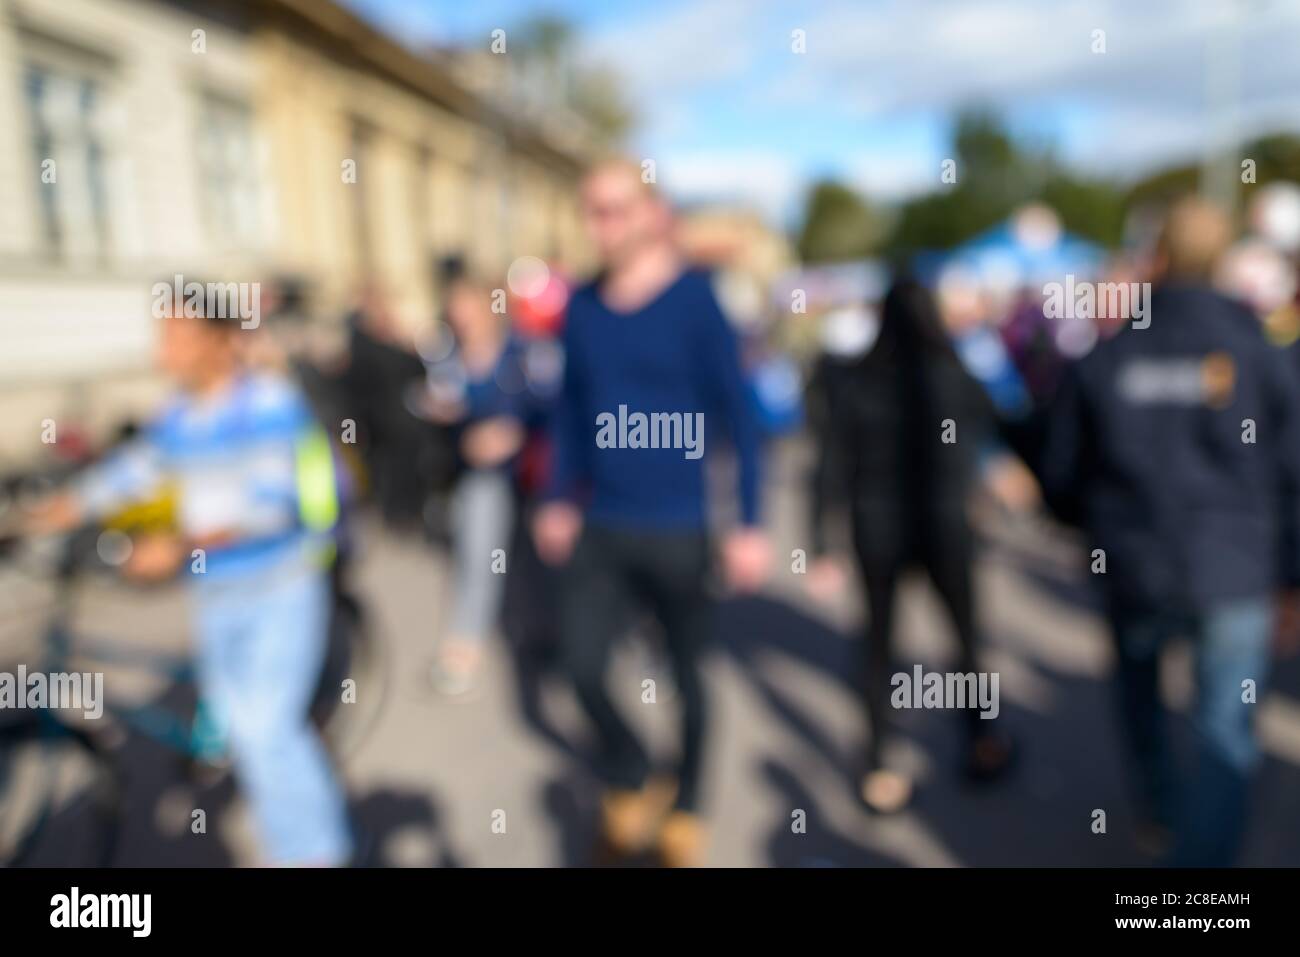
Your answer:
[810,335,994,565]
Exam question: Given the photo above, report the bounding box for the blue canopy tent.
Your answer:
[940,213,1106,290]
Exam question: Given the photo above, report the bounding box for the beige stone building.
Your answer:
[678,205,795,291]
[0,0,589,456]
[252,0,590,321]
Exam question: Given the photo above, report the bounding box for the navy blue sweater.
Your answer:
[548,268,762,529]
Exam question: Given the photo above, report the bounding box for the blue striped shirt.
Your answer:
[76,373,329,582]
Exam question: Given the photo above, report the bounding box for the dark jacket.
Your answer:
[1040,282,1300,612]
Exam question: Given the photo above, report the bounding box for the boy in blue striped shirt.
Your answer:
[30,299,351,866]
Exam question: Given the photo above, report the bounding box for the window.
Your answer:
[196,92,261,248]
[24,62,110,261]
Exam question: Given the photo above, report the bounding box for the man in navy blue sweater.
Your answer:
[534,159,769,866]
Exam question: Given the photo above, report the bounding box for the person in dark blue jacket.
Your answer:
[419,274,554,696]
[533,159,769,866]
[1041,198,1300,866]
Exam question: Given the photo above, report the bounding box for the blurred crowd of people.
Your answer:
[808,187,1300,865]
[15,159,1300,868]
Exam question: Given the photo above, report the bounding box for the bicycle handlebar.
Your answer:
[0,523,107,588]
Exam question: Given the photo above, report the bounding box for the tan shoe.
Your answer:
[600,789,649,855]
[599,776,678,855]
[657,811,707,868]
[860,769,912,814]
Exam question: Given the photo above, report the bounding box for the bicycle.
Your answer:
[0,505,389,866]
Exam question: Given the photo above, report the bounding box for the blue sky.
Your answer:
[343,0,1300,228]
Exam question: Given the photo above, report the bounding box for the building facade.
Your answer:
[0,0,589,456]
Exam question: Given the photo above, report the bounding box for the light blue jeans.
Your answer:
[449,469,514,640]
[193,565,352,865]
[1111,596,1273,866]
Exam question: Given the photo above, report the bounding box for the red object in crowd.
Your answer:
[511,268,570,338]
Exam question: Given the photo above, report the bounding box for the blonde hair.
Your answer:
[583,155,662,201]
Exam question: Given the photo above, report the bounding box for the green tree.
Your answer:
[512,14,635,147]
[796,180,881,263]
[1041,174,1126,248]
[1126,133,1300,218]
[884,107,1127,255]
[886,109,1033,255]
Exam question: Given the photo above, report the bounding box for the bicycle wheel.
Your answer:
[0,713,121,867]
[311,587,390,763]
[0,714,51,865]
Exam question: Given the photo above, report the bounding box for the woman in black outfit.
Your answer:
[808,279,1013,813]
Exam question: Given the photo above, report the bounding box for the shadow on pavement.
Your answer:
[718,589,1300,866]
[350,787,464,868]
[23,676,464,868]
[760,758,905,867]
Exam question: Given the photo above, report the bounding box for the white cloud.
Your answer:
[581,0,763,96]
[351,0,1300,211]
[657,150,803,224]
[726,0,1300,195]
[792,0,1300,151]
[850,152,938,201]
